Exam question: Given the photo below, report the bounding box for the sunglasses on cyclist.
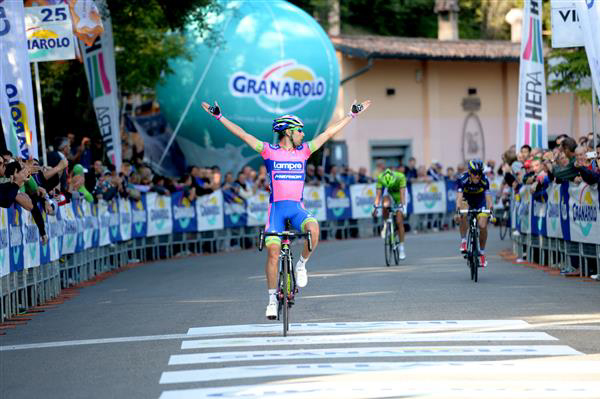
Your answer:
[289,127,303,133]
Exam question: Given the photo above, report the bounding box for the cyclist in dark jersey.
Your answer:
[202,99,371,319]
[455,159,493,267]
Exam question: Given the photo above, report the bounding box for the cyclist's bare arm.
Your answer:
[311,100,372,152]
[202,101,263,152]
[374,188,383,207]
[399,187,406,208]
[485,193,493,211]
[456,191,464,210]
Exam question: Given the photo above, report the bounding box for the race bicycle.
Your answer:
[259,223,312,337]
[459,208,491,283]
[375,205,404,266]
[497,198,511,240]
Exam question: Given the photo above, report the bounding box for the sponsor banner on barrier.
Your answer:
[411,181,446,214]
[303,186,326,221]
[0,208,10,278]
[350,184,376,219]
[568,183,600,244]
[172,191,197,233]
[131,196,147,238]
[517,186,532,234]
[25,4,76,62]
[406,183,413,214]
[531,197,547,236]
[326,186,352,220]
[559,182,571,241]
[23,209,40,269]
[197,190,224,232]
[546,183,562,239]
[147,193,173,237]
[81,201,96,250]
[247,190,270,227]
[223,190,247,228]
[74,198,86,253]
[489,176,504,208]
[61,202,78,253]
[9,206,24,273]
[107,199,121,243]
[119,197,132,241]
[445,180,458,214]
[48,209,62,261]
[97,200,110,246]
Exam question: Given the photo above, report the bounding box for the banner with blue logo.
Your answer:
[517,187,532,234]
[131,197,148,239]
[445,180,458,214]
[246,190,270,227]
[303,186,326,221]
[172,191,198,233]
[119,198,132,242]
[74,198,86,253]
[23,208,40,269]
[559,182,571,241]
[97,201,111,247]
[350,184,376,219]
[107,200,122,243]
[146,193,173,237]
[60,201,78,254]
[411,181,446,214]
[9,205,24,273]
[326,186,352,220]
[545,183,562,239]
[223,190,247,228]
[568,183,599,244]
[531,198,547,236]
[197,190,224,232]
[0,208,9,277]
[406,183,413,215]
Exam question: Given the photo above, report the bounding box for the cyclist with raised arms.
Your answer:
[372,168,407,259]
[455,159,493,267]
[202,99,371,319]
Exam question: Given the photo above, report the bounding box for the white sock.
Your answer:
[268,289,276,301]
[461,238,467,243]
[399,242,404,250]
[297,256,308,269]
[480,249,485,254]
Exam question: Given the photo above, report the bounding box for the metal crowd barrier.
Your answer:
[512,232,600,278]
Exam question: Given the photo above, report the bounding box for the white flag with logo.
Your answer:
[79,0,121,171]
[0,1,39,159]
[575,0,600,98]
[516,0,548,150]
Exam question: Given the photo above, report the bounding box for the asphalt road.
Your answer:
[1,227,600,398]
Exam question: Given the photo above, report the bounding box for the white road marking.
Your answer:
[160,381,600,399]
[159,360,600,384]
[186,320,531,337]
[0,334,191,351]
[168,345,581,365]
[181,332,557,350]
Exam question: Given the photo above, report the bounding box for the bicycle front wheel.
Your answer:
[282,256,290,337]
[384,222,393,266]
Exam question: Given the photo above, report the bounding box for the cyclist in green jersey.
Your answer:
[373,168,407,259]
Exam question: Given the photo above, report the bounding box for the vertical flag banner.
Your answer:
[79,0,121,171]
[516,0,548,150]
[68,0,103,46]
[0,0,39,159]
[575,0,600,98]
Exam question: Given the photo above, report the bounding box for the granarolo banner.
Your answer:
[516,0,548,150]
[0,0,39,159]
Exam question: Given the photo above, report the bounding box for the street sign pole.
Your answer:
[33,62,48,167]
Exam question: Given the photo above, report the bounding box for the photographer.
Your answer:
[575,147,600,185]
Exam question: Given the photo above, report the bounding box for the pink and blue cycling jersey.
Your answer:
[259,141,316,203]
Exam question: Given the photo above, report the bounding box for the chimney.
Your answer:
[327,0,340,36]
[434,0,459,41]
[505,8,523,43]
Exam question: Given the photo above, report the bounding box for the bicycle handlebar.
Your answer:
[258,230,312,252]
[373,205,404,211]
[458,209,492,215]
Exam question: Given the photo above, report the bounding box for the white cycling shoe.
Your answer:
[295,261,308,288]
[399,248,406,260]
[266,299,278,320]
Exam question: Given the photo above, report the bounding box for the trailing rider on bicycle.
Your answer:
[454,160,494,267]
[201,99,371,319]
[372,168,407,260]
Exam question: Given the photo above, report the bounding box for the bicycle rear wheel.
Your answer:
[499,210,509,240]
[282,256,290,336]
[392,223,400,265]
[472,230,479,283]
[384,222,393,266]
[469,257,475,281]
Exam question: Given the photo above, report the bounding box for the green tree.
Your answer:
[548,48,593,103]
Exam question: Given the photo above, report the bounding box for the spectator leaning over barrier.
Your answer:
[201,98,371,319]
[47,137,71,195]
[234,170,253,199]
[71,164,94,203]
[446,167,456,181]
[575,146,600,185]
[553,136,579,182]
[405,157,418,181]
[0,157,29,208]
[427,161,443,181]
[357,167,373,183]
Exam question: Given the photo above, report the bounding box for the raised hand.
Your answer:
[201,101,222,120]
[350,99,372,117]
